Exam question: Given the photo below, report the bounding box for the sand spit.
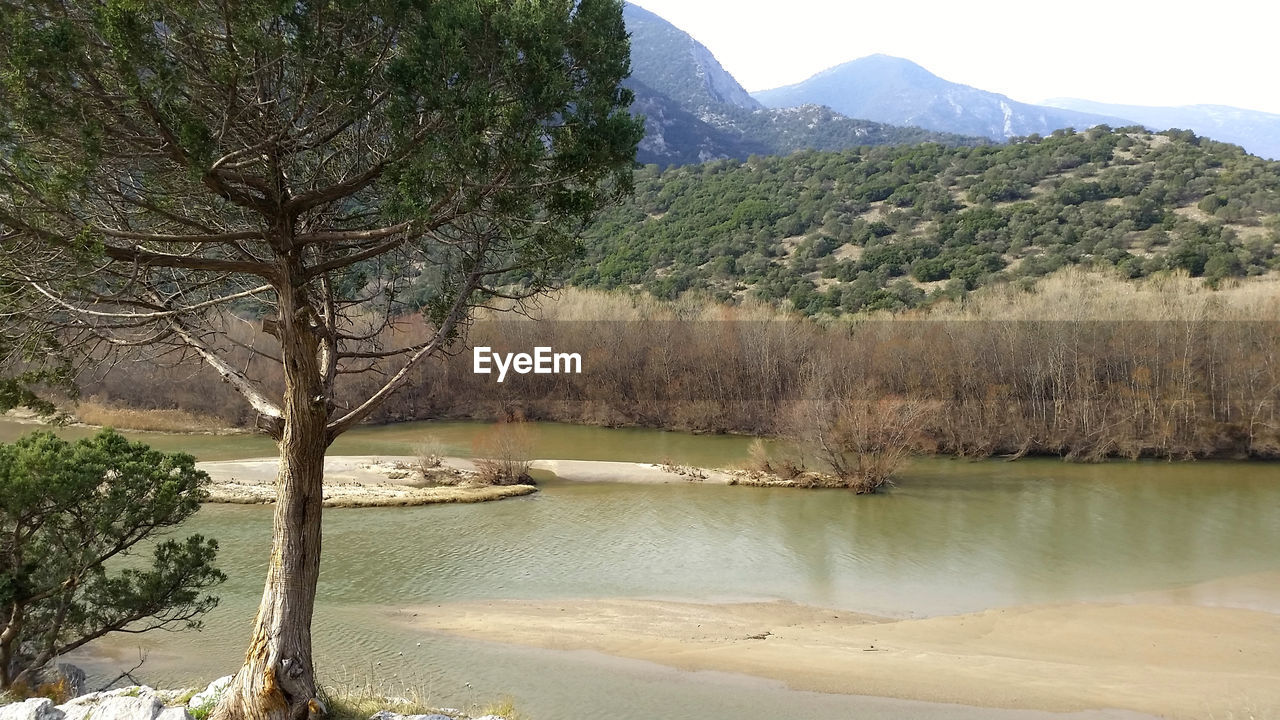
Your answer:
[403,596,1280,720]
[196,456,743,509]
[529,458,736,484]
[198,456,535,507]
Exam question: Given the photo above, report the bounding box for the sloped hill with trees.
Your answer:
[573,126,1280,314]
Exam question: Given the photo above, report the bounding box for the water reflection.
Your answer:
[76,457,1280,680]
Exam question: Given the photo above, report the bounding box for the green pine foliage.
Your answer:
[0,430,223,690]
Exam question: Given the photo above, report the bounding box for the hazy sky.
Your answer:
[630,0,1280,115]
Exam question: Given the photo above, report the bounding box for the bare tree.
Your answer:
[0,2,641,719]
[785,382,937,493]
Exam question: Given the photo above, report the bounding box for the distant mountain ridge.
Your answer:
[622,6,984,166]
[624,3,760,113]
[621,6,1278,164]
[753,55,1131,141]
[1042,98,1280,160]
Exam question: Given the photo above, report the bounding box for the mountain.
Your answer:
[1042,98,1280,160]
[623,3,760,113]
[626,78,766,166]
[754,55,1132,141]
[621,7,984,166]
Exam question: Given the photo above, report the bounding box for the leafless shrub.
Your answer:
[472,420,534,485]
[413,438,445,473]
[785,387,939,493]
[745,439,772,473]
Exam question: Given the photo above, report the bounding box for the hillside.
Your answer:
[571,127,1280,314]
[1043,98,1280,160]
[754,55,1130,141]
[622,7,983,166]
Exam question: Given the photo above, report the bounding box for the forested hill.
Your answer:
[572,126,1280,314]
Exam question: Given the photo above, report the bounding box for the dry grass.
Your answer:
[478,286,792,323]
[318,672,523,720]
[927,267,1280,321]
[74,399,230,433]
[478,698,526,720]
[480,268,1280,325]
[5,675,78,704]
[319,675,439,720]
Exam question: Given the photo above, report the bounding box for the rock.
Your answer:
[152,690,196,706]
[472,716,508,720]
[186,676,233,711]
[28,664,87,700]
[367,713,455,720]
[56,687,163,720]
[155,707,193,720]
[0,698,65,720]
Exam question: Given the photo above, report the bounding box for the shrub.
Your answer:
[0,430,224,691]
[412,438,446,475]
[785,392,938,493]
[472,421,534,485]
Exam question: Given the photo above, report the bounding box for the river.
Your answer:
[3,418,1275,719]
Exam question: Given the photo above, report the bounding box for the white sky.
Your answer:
[630,0,1280,115]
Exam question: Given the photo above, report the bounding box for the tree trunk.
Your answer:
[0,602,23,690]
[214,312,329,720]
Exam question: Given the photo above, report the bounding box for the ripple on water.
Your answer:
[65,459,1280,718]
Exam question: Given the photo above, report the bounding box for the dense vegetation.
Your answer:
[571,126,1280,314]
[81,278,1280,462]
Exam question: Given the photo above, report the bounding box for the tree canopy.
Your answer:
[0,1,642,717]
[0,430,223,691]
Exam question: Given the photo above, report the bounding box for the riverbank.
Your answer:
[198,455,847,499]
[196,456,753,508]
[401,589,1280,720]
[198,456,536,507]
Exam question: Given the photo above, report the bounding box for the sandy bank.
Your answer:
[402,596,1280,719]
[529,458,735,484]
[198,455,741,503]
[198,456,535,507]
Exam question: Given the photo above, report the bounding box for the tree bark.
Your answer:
[1,602,24,689]
[213,284,329,720]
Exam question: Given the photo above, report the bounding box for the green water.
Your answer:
[0,418,761,465]
[3,418,1271,719]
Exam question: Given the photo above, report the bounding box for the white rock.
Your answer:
[0,698,65,720]
[57,688,163,720]
[152,690,196,705]
[186,676,233,711]
[155,707,193,720]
